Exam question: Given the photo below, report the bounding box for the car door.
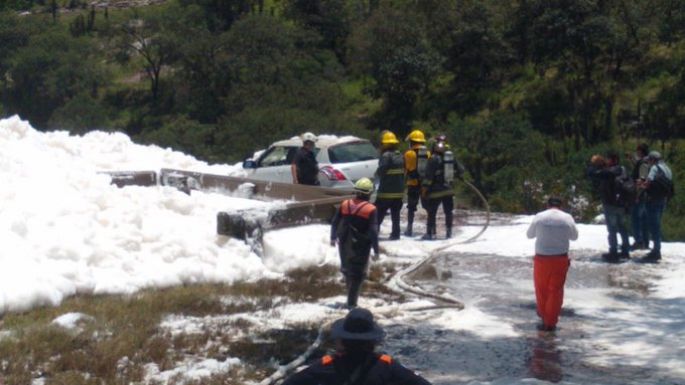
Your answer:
[252,146,298,183]
[326,140,379,182]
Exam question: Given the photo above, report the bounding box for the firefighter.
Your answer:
[403,129,430,236]
[330,178,379,308]
[281,307,433,385]
[421,141,457,240]
[375,131,405,240]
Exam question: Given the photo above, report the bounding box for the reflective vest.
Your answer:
[377,150,405,199]
[341,199,376,220]
[321,354,393,366]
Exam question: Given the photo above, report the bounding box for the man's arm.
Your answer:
[291,162,299,184]
[390,360,433,385]
[330,206,343,246]
[526,216,537,239]
[378,152,391,176]
[568,218,579,241]
[368,208,379,257]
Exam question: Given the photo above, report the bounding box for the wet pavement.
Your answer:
[380,250,685,385]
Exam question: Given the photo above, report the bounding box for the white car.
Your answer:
[242,135,378,189]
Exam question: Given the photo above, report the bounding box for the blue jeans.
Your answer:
[604,204,629,253]
[646,199,666,252]
[631,200,649,245]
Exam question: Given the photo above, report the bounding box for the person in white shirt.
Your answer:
[527,197,578,331]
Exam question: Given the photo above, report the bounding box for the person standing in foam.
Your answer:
[526,197,579,332]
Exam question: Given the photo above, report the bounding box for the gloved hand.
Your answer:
[421,187,428,199]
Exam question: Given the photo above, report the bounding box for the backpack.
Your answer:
[336,201,372,258]
[443,150,455,184]
[615,167,637,207]
[648,165,674,200]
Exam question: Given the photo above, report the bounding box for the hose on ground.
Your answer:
[260,178,490,384]
[389,177,490,311]
[258,320,332,385]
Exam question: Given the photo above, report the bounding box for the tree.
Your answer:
[349,5,441,137]
[2,30,107,128]
[283,0,351,63]
[115,10,179,104]
[210,15,359,161]
[430,1,514,119]
[0,12,31,77]
[178,0,254,32]
[524,0,650,148]
[447,112,548,212]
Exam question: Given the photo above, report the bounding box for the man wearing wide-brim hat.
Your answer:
[282,308,432,385]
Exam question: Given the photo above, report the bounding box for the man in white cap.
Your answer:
[282,308,432,385]
[292,132,320,186]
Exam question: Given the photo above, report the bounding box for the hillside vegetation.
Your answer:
[1,0,685,238]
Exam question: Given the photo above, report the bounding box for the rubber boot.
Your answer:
[421,224,434,240]
[346,276,363,308]
[405,211,414,237]
[446,226,452,239]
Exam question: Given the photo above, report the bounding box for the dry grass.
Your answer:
[0,263,400,384]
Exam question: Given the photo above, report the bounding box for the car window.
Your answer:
[328,141,377,164]
[259,146,297,167]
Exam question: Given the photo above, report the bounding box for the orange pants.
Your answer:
[534,255,570,328]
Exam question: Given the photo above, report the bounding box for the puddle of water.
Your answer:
[383,252,684,385]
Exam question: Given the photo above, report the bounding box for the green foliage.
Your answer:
[2,29,108,128]
[349,4,441,137]
[47,92,112,133]
[138,115,215,160]
[0,0,36,11]
[283,0,351,62]
[448,111,549,213]
[2,0,685,239]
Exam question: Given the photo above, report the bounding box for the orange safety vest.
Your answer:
[341,199,376,220]
[321,354,393,366]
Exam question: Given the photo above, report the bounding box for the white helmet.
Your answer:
[301,132,318,143]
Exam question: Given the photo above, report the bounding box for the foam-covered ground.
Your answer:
[2,116,683,385]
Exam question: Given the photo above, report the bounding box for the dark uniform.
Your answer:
[282,352,432,385]
[587,163,630,259]
[293,147,320,185]
[422,153,454,239]
[376,149,405,239]
[330,199,379,307]
[630,155,650,249]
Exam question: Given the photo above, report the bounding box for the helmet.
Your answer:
[406,129,426,143]
[433,141,448,153]
[381,131,399,145]
[301,132,318,143]
[648,150,662,160]
[435,134,447,143]
[354,177,374,195]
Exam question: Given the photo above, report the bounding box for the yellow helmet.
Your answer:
[381,131,399,145]
[354,177,374,195]
[406,129,426,143]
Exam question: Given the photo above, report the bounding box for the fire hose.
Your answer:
[259,178,490,385]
